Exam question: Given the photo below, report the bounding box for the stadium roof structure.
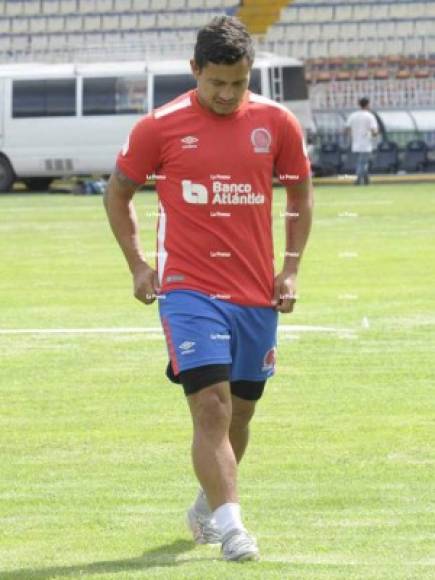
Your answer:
[0,52,303,79]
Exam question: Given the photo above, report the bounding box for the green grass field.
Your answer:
[1,184,434,579]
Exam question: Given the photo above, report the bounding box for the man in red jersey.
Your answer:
[104,16,313,562]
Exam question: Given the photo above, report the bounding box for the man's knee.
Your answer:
[230,396,256,431]
[188,382,232,433]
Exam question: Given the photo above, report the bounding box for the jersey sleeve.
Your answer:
[116,113,161,184]
[274,110,311,186]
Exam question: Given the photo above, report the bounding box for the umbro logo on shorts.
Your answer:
[179,341,196,355]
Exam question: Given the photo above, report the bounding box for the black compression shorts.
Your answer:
[166,362,266,401]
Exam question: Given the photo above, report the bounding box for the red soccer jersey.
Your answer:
[116,89,310,307]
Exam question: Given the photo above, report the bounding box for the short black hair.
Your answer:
[194,16,255,71]
[359,97,370,108]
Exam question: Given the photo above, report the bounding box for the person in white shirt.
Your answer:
[345,97,378,185]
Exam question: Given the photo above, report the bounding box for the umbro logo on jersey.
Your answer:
[181,135,199,149]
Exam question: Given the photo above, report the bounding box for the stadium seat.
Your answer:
[415,2,429,17]
[138,13,156,28]
[0,35,11,52]
[285,26,304,42]
[97,0,114,11]
[84,15,101,32]
[49,34,67,50]
[151,0,169,9]
[132,0,150,8]
[65,16,82,32]
[396,21,414,37]
[114,0,132,11]
[0,17,10,34]
[157,12,176,28]
[304,24,321,42]
[24,1,41,16]
[60,0,77,13]
[11,35,29,51]
[404,37,423,55]
[30,17,47,34]
[120,14,138,30]
[102,14,119,31]
[316,7,333,21]
[30,34,49,51]
[86,32,104,46]
[6,1,24,16]
[78,0,100,14]
[177,28,197,43]
[42,0,60,15]
[374,5,389,19]
[98,29,118,44]
[68,33,86,48]
[370,140,399,174]
[12,17,29,34]
[47,17,64,33]
[187,0,205,7]
[402,140,429,172]
[354,5,370,20]
[318,142,342,175]
[334,6,353,21]
[205,0,223,8]
[339,22,358,40]
[168,0,185,8]
[322,23,339,40]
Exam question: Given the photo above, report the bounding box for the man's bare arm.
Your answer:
[272,176,314,313]
[282,176,313,276]
[103,168,159,304]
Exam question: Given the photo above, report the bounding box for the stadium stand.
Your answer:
[0,0,239,61]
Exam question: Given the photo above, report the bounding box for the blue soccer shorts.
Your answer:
[159,290,278,383]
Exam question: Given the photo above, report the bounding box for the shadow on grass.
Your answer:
[0,538,218,579]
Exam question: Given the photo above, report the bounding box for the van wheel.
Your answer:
[0,156,15,192]
[24,178,52,192]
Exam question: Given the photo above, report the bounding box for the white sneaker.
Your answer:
[221,528,259,562]
[186,506,222,545]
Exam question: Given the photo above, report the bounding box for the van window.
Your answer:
[83,76,147,115]
[249,68,261,94]
[153,74,196,108]
[281,66,308,101]
[12,79,76,118]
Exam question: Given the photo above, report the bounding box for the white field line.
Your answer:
[0,325,355,336]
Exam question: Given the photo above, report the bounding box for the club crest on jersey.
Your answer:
[251,128,272,153]
[262,347,277,372]
[181,135,199,149]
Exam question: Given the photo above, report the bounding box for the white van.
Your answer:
[0,53,313,192]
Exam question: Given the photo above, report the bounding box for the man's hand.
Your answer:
[133,263,160,305]
[272,271,298,313]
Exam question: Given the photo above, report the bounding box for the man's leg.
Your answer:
[363,152,371,185]
[355,153,364,185]
[189,388,259,538]
[187,381,238,511]
[229,395,256,463]
[187,380,259,560]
